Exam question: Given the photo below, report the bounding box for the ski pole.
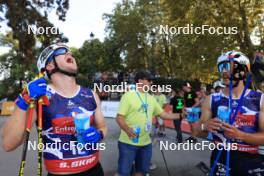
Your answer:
[37,98,43,176]
[18,94,35,176]
[159,141,171,176]
[37,95,49,176]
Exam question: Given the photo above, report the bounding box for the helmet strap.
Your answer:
[47,57,77,78]
[231,78,240,88]
[228,54,248,88]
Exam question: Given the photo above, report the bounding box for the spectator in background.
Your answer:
[115,70,180,176]
[170,89,184,143]
[213,80,225,93]
[128,69,135,84]
[117,71,124,84]
[123,72,129,83]
[153,87,167,137]
[97,72,109,100]
[255,50,262,63]
[182,82,200,143]
[209,87,215,94]
[95,72,102,81]
[196,89,206,107]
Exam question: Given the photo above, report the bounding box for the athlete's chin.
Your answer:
[66,66,78,72]
[70,69,78,74]
[222,79,230,86]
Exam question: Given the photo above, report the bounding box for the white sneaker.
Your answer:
[150,163,157,170]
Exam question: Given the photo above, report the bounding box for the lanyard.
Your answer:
[210,74,251,176]
[226,74,251,176]
[136,91,149,120]
[229,74,251,125]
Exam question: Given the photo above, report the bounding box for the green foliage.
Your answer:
[104,0,264,84]
[73,38,122,87]
[0,0,264,99]
[0,0,69,99]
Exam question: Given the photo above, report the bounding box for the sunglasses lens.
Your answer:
[53,48,68,56]
[218,62,230,72]
[46,48,69,63]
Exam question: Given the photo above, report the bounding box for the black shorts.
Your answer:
[47,162,104,176]
[210,149,264,176]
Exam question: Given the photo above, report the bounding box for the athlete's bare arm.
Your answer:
[222,96,264,145]
[192,95,222,137]
[1,107,37,152]
[92,92,107,138]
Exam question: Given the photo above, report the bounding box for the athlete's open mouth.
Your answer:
[223,76,229,79]
[66,57,74,64]
[222,73,230,80]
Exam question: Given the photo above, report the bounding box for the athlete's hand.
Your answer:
[221,123,245,140]
[82,127,103,144]
[26,77,47,99]
[124,127,137,139]
[15,77,47,110]
[204,118,223,133]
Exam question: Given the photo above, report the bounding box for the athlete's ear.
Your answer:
[46,62,55,72]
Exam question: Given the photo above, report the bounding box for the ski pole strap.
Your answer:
[224,74,251,176]
[210,74,251,176]
[225,74,251,176]
[38,95,50,106]
[227,73,233,176]
[229,74,251,125]
[229,74,233,123]
[226,139,231,176]
[209,146,223,176]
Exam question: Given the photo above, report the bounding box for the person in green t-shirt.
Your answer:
[116,70,180,176]
[153,89,167,137]
[170,89,184,143]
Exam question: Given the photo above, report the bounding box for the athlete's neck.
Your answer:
[223,81,246,99]
[50,73,79,97]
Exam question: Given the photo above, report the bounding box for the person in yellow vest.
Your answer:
[116,70,180,176]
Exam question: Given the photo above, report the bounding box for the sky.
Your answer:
[0,0,261,54]
[49,0,121,48]
[0,0,121,54]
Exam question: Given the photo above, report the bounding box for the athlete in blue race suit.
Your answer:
[193,51,264,176]
[2,43,107,176]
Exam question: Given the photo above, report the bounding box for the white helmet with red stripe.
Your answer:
[217,51,251,72]
[37,43,69,73]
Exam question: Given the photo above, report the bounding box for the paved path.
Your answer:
[0,117,211,176]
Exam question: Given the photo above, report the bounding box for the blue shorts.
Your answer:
[186,108,201,123]
[117,141,152,176]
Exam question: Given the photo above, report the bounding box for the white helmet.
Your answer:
[37,43,69,73]
[213,80,225,89]
[217,51,251,72]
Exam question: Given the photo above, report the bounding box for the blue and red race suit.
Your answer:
[42,85,99,173]
[210,90,264,175]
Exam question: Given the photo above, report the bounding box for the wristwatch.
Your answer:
[201,123,206,131]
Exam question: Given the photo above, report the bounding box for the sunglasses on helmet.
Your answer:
[47,47,69,63]
[218,62,231,73]
[53,47,69,56]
